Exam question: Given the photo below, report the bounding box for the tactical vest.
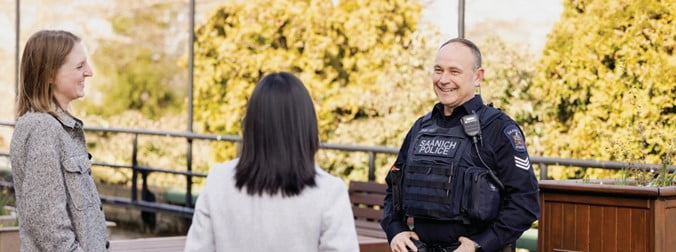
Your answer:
[402,106,501,221]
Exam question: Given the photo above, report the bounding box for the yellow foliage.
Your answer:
[530,0,675,178]
[193,0,435,181]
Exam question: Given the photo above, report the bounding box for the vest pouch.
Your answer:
[462,167,500,222]
[402,164,459,220]
[390,168,404,212]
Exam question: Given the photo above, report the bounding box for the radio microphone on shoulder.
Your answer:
[461,113,481,138]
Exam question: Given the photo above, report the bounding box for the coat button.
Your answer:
[105,241,110,248]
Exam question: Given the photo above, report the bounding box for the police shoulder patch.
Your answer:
[503,125,527,153]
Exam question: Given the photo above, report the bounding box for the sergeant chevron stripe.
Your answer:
[514,156,530,170]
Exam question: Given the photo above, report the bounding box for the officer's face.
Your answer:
[432,42,483,116]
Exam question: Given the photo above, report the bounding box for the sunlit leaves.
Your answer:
[530,0,675,179]
[193,0,433,181]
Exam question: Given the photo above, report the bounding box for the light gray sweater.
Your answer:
[184,159,359,252]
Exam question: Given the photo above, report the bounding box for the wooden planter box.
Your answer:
[0,226,19,252]
[0,206,19,252]
[538,180,676,252]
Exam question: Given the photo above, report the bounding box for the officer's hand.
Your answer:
[390,231,420,252]
[453,236,476,252]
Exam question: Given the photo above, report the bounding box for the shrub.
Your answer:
[530,0,675,179]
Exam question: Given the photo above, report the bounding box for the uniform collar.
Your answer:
[53,107,83,129]
[432,95,485,118]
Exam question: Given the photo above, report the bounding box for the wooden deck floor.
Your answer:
[111,236,186,252]
[111,235,389,252]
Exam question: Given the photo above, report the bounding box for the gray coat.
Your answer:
[10,109,109,252]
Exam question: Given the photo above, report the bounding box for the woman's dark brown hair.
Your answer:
[235,72,319,197]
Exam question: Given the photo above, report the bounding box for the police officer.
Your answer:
[381,38,540,252]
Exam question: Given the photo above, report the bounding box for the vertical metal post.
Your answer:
[131,134,139,201]
[368,152,376,181]
[540,163,548,180]
[141,171,149,200]
[458,0,465,38]
[185,0,196,208]
[15,0,20,104]
[187,0,195,134]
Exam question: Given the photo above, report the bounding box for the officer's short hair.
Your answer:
[439,38,482,69]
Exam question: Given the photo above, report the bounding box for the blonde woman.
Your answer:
[10,30,109,251]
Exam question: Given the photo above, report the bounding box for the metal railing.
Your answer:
[1,121,674,218]
[0,121,405,217]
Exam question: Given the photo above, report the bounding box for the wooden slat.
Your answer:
[353,207,383,221]
[631,208,647,251]
[539,181,660,196]
[601,207,617,251]
[562,204,575,248]
[358,236,390,252]
[617,208,631,249]
[349,181,387,223]
[111,236,186,252]
[665,197,676,208]
[550,202,563,250]
[350,193,385,207]
[662,200,676,250]
[349,181,387,194]
[538,194,546,251]
[357,228,388,239]
[355,220,387,239]
[355,219,383,230]
[543,192,651,209]
[573,204,589,252]
[589,205,603,251]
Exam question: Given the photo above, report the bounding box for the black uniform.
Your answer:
[381,95,540,252]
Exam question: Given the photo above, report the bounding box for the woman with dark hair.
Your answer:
[10,30,109,251]
[185,72,358,251]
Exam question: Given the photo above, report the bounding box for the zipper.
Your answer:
[473,173,482,217]
[446,163,454,197]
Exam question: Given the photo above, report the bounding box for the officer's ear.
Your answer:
[473,67,484,87]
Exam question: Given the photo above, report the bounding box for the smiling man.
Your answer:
[381,38,540,252]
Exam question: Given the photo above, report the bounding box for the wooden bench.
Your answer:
[348,181,388,240]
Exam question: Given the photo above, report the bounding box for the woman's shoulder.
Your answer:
[314,167,347,190]
[14,112,62,133]
[200,159,239,194]
[207,159,239,179]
